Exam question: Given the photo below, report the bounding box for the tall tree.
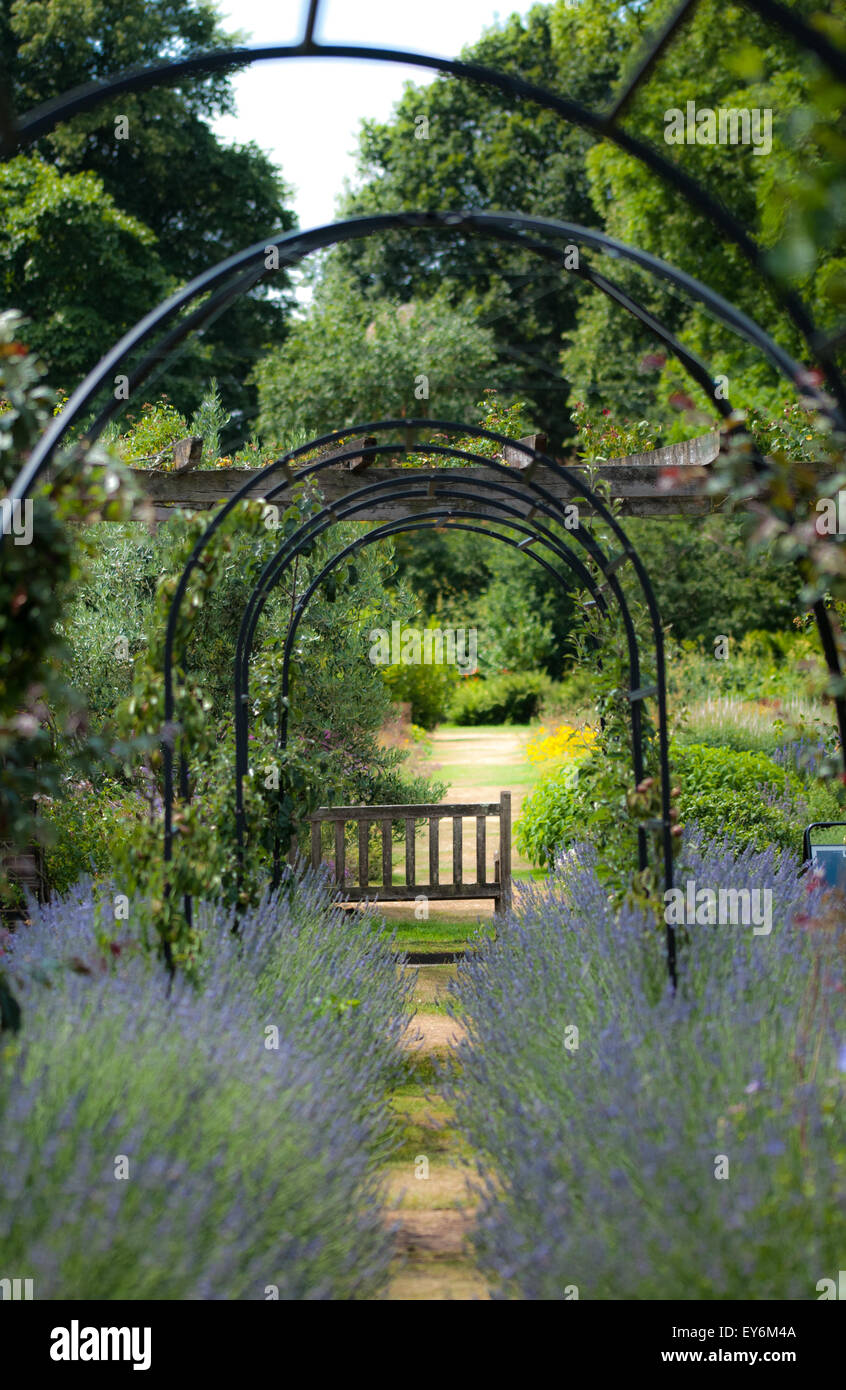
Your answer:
[335,0,846,437]
[0,154,172,389]
[253,268,504,443]
[561,0,846,421]
[0,0,297,424]
[334,1,640,446]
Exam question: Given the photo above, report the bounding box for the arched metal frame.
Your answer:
[12,206,820,506]
[158,422,661,895]
[1,0,844,986]
[232,463,644,786]
[6,208,844,774]
[264,510,608,881]
[167,424,667,968]
[234,486,613,847]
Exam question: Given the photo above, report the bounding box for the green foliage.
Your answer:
[39,778,140,896]
[0,314,134,866]
[389,409,804,675]
[447,671,555,725]
[471,536,576,678]
[0,311,136,1022]
[516,573,679,901]
[116,397,188,464]
[668,628,824,715]
[389,528,493,616]
[61,494,444,970]
[253,271,502,443]
[337,0,629,443]
[106,495,327,968]
[58,521,170,731]
[0,0,296,419]
[624,519,805,651]
[514,756,587,870]
[334,0,845,435]
[190,378,231,467]
[381,653,460,731]
[671,743,800,855]
[517,738,817,872]
[562,0,846,420]
[549,663,601,717]
[569,400,663,460]
[0,156,171,388]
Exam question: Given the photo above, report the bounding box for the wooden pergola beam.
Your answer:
[112,430,726,522]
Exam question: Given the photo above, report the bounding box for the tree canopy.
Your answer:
[0,0,297,423]
[253,270,503,443]
[334,0,631,444]
[333,0,846,443]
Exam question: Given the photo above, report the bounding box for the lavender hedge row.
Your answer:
[448,833,846,1300]
[0,871,410,1300]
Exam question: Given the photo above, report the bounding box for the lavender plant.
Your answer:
[448,832,845,1300]
[0,869,411,1299]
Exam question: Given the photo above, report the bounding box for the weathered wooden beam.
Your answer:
[337,881,500,902]
[502,432,548,465]
[172,435,203,472]
[309,801,501,819]
[106,430,729,521]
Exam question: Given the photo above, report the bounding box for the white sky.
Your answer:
[212,0,550,234]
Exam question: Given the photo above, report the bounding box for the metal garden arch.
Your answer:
[260,511,609,883]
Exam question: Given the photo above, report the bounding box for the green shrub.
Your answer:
[40,779,142,895]
[674,741,802,851]
[543,665,597,719]
[190,377,231,466]
[381,651,459,730]
[447,671,556,725]
[117,397,188,463]
[667,628,823,707]
[516,740,810,869]
[514,756,588,869]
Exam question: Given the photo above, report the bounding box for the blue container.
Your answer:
[803,822,846,890]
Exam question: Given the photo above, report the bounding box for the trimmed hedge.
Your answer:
[447,671,556,725]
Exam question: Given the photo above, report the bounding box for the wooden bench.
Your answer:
[308,792,512,914]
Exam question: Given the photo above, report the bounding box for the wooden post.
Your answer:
[453,815,463,886]
[358,819,369,889]
[405,817,416,885]
[476,814,486,886]
[333,819,345,886]
[429,817,440,888]
[498,791,512,915]
[381,819,392,888]
[172,435,203,472]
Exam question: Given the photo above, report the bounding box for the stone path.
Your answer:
[383,966,489,1301]
[378,723,543,1298]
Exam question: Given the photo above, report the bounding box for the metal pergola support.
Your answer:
[157,426,674,978]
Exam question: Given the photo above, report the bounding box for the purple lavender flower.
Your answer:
[446,830,844,1300]
[1,870,411,1299]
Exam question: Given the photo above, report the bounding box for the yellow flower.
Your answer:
[526,722,597,765]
